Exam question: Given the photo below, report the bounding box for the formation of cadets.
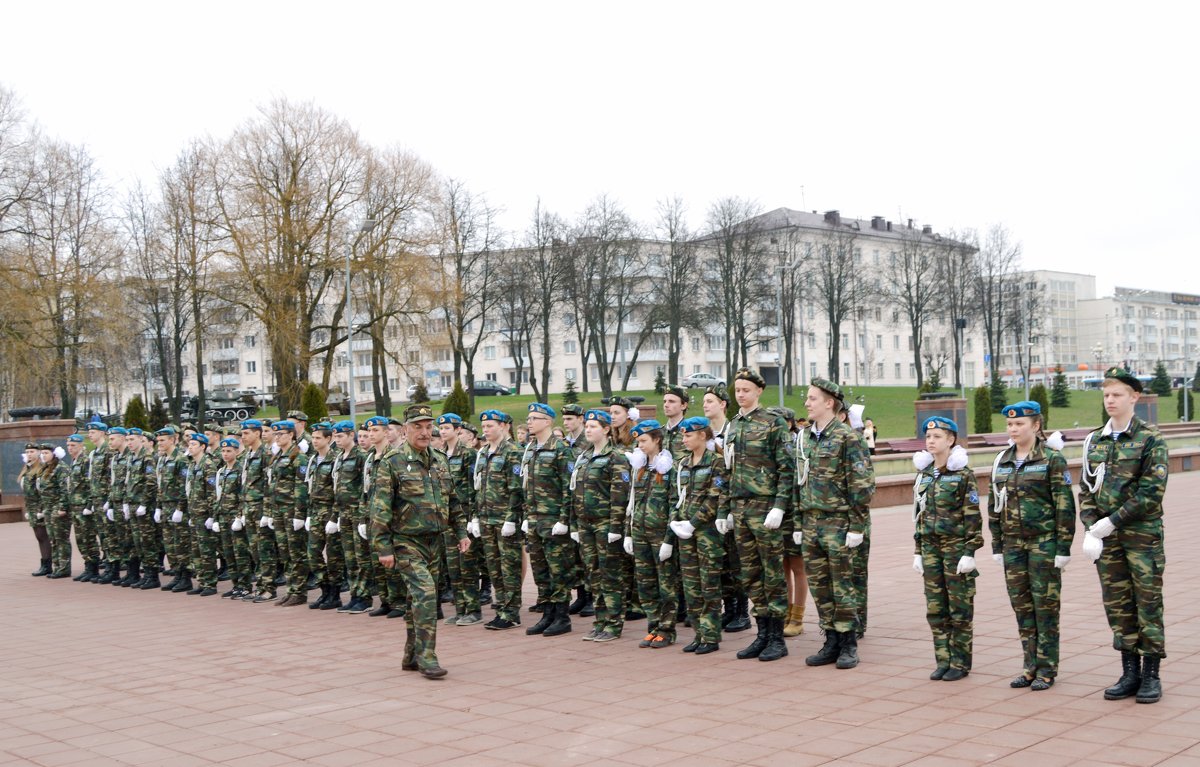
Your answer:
[17,366,1167,700]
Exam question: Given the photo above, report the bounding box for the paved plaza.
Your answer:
[2,473,1198,767]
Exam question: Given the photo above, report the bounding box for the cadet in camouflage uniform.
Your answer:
[661,385,690,461]
[1079,367,1169,704]
[66,435,100,581]
[912,416,982,681]
[361,416,402,616]
[775,406,808,638]
[105,428,135,585]
[125,429,159,588]
[269,420,310,606]
[626,420,680,648]
[798,377,875,670]
[702,385,750,633]
[437,414,482,625]
[86,422,116,583]
[213,437,251,599]
[21,442,53,576]
[988,400,1075,690]
[156,427,191,591]
[371,403,470,679]
[331,420,371,613]
[571,409,632,642]
[520,403,575,637]
[472,409,525,630]
[238,420,271,602]
[721,368,794,663]
[304,422,344,610]
[183,433,218,596]
[560,404,592,617]
[39,444,73,579]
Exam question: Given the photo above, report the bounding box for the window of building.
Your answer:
[434,347,452,362]
[893,335,900,350]
[244,335,256,348]
[483,346,495,360]
[691,337,700,352]
[892,310,900,323]
[875,334,882,349]
[909,363,916,378]
[486,373,497,382]
[895,363,901,379]
[843,362,850,379]
[707,334,725,351]
[246,360,256,374]
[389,378,400,391]
[590,366,599,381]
[213,359,237,375]
[218,337,235,350]
[710,364,723,378]
[907,336,914,351]
[841,334,849,350]
[565,368,577,381]
[617,364,638,380]
[564,339,577,355]
[359,379,370,393]
[355,352,370,368]
[876,362,884,379]
[810,362,818,379]
[407,350,421,364]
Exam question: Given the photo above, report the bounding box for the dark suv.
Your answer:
[470,380,512,396]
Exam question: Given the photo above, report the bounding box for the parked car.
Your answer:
[406,382,445,401]
[470,380,512,396]
[681,372,726,388]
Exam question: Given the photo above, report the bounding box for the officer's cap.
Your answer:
[287,410,309,422]
[404,404,435,424]
[561,404,585,416]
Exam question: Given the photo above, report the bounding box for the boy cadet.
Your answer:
[720,368,794,662]
[521,403,575,636]
[331,420,371,614]
[362,416,402,617]
[106,427,135,587]
[156,427,191,591]
[239,420,274,602]
[438,413,483,625]
[304,422,344,610]
[125,429,159,588]
[371,403,471,679]
[472,409,525,630]
[67,434,101,582]
[1079,366,1170,704]
[184,433,219,596]
[661,385,690,458]
[86,421,116,583]
[213,437,251,599]
[798,378,876,670]
[559,403,593,616]
[269,421,310,606]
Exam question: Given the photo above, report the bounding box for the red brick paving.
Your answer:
[2,472,1197,766]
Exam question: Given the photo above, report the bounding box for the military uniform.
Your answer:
[106,443,134,578]
[627,427,680,646]
[520,421,575,634]
[441,435,480,620]
[331,437,369,608]
[67,443,100,580]
[571,428,631,640]
[670,438,726,651]
[213,454,250,596]
[126,439,159,586]
[157,439,190,588]
[39,455,72,577]
[270,439,309,601]
[239,441,272,600]
[304,444,344,606]
[86,439,114,579]
[185,444,219,593]
[474,419,525,627]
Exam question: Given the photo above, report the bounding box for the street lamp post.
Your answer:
[345,218,377,422]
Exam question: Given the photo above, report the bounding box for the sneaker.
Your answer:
[456,612,483,626]
[347,600,372,615]
[592,630,620,643]
[484,616,504,629]
[638,633,656,648]
[581,627,604,641]
[485,617,519,631]
[444,614,460,625]
[648,635,674,649]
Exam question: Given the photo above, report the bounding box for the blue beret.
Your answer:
[678,417,710,434]
[272,420,295,431]
[1001,401,1041,418]
[332,420,356,433]
[240,419,263,430]
[190,433,209,445]
[155,426,178,437]
[480,410,512,424]
[219,437,241,449]
[128,428,144,437]
[312,422,334,432]
[363,416,389,428]
[108,427,128,436]
[528,402,556,419]
[87,422,108,432]
[437,413,463,426]
[67,434,85,443]
[921,416,959,435]
[584,409,611,425]
[630,420,662,438]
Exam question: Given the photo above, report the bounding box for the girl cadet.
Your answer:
[20,442,52,577]
[625,420,679,648]
[668,417,726,654]
[988,400,1075,691]
[39,442,73,579]
[911,416,982,681]
[570,409,632,643]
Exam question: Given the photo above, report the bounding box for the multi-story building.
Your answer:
[1078,288,1200,381]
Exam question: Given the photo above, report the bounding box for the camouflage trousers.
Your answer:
[444,528,480,616]
[679,524,724,645]
[1002,532,1062,679]
[802,514,862,634]
[168,513,192,572]
[370,528,408,606]
[47,508,72,575]
[528,519,574,604]
[285,516,311,598]
[479,521,523,622]
[106,511,133,566]
[73,508,101,566]
[307,504,345,588]
[577,516,625,636]
[1095,521,1166,658]
[719,527,745,600]
[632,536,681,640]
[132,508,161,571]
[189,520,219,588]
[218,519,253,591]
[920,534,977,672]
[731,497,787,619]
[852,519,872,634]
[389,533,443,671]
[338,504,370,600]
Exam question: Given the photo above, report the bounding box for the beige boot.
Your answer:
[783,603,805,637]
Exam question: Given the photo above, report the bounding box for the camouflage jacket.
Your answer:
[370,441,466,554]
[126,447,156,509]
[670,449,726,531]
[185,456,213,521]
[519,435,573,526]
[67,457,89,510]
[1078,416,1169,532]
[332,444,365,518]
[303,449,337,510]
[627,461,673,544]
[238,445,268,505]
[441,442,477,516]
[913,465,983,557]
[36,461,69,518]
[213,462,242,520]
[563,431,587,459]
[108,448,131,507]
[157,447,189,510]
[86,443,111,510]
[570,442,631,531]
[662,419,686,462]
[269,444,304,519]
[723,406,794,511]
[791,417,875,533]
[474,438,524,525]
[987,438,1076,557]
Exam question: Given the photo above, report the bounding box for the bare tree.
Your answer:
[493,254,532,395]
[936,228,980,389]
[808,220,864,383]
[653,197,704,386]
[883,224,939,388]
[976,223,1022,382]
[703,197,772,377]
[519,200,568,401]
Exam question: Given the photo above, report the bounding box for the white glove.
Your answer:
[763,507,784,530]
[669,520,695,539]
[83,507,93,516]
[627,448,647,471]
[467,518,480,538]
[607,532,622,544]
[259,515,270,528]
[325,519,339,535]
[570,531,581,543]
[135,505,146,517]
[357,523,368,540]
[103,502,111,512]
[204,517,214,530]
[304,516,311,531]
[623,536,633,555]
[715,518,729,535]
[501,520,516,537]
[792,531,803,546]
[1082,532,1104,562]
[659,543,673,561]
[651,450,673,475]
[231,516,244,532]
[266,516,275,530]
[992,553,1003,565]
[122,503,130,519]
[1054,555,1070,570]
[188,519,194,527]
[552,522,569,536]
[153,508,162,523]
[956,555,976,574]
[913,554,924,574]
[846,531,864,548]
[106,507,114,521]
[520,519,529,535]
[292,518,304,531]
[1090,517,1116,539]
[271,442,280,455]
[212,521,221,532]
[299,439,309,454]
[171,509,183,523]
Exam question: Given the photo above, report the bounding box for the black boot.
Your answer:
[141,570,162,590]
[322,584,343,610]
[544,602,572,636]
[98,563,119,584]
[73,563,93,582]
[578,590,595,617]
[1136,657,1161,704]
[568,588,588,615]
[759,616,789,662]
[310,584,330,609]
[836,631,859,669]
[32,558,51,577]
[479,579,492,606]
[720,596,736,628]
[305,573,319,591]
[121,559,141,587]
[1104,650,1142,700]
[172,569,193,593]
[526,602,556,635]
[726,595,751,633]
[161,571,180,591]
[805,631,841,666]
[736,616,769,659]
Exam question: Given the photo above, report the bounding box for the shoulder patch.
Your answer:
[1063,470,1072,485]
[513,464,522,476]
[714,476,725,489]
[567,461,575,473]
[1153,464,1167,479]
[968,490,979,504]
[620,471,630,483]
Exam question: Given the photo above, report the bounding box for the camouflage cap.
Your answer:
[404,403,435,424]
[769,406,796,422]
[287,410,309,422]
[810,377,843,401]
[704,384,730,402]
[1103,366,1143,393]
[607,396,635,410]
[734,367,766,389]
[561,403,585,416]
[663,385,689,404]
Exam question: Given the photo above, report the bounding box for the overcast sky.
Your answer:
[3,1,1196,296]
